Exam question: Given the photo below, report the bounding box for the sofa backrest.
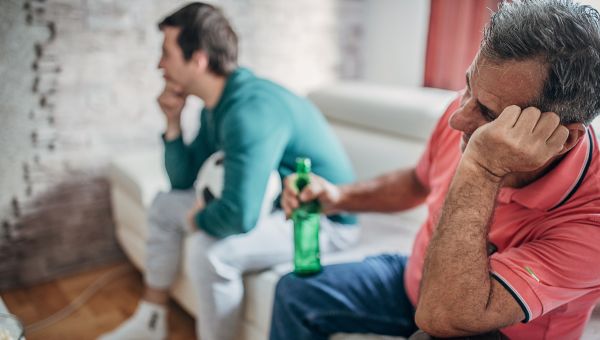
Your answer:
[309,82,456,180]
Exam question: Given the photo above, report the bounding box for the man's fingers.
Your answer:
[158,92,186,118]
[282,183,296,198]
[282,175,300,218]
[281,196,295,218]
[497,105,522,127]
[547,125,570,153]
[165,81,184,96]
[533,112,561,138]
[299,182,322,202]
[283,174,299,194]
[284,174,329,217]
[186,207,198,231]
[533,112,566,154]
[514,107,541,132]
[282,195,299,219]
[160,95,184,108]
[282,191,299,210]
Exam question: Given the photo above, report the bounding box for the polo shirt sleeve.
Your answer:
[490,221,600,323]
[415,97,460,188]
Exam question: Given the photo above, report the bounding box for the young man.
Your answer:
[99,3,358,340]
[271,1,600,339]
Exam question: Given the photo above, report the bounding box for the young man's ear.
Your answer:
[559,123,586,155]
[191,50,209,72]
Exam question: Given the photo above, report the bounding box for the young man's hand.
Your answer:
[281,174,342,218]
[158,81,187,140]
[462,105,569,179]
[186,199,205,234]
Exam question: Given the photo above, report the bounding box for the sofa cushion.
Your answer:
[308,82,456,142]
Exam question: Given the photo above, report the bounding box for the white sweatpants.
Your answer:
[144,189,359,340]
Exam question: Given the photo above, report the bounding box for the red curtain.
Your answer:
[424,0,500,90]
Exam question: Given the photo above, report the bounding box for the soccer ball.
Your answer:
[194,151,282,218]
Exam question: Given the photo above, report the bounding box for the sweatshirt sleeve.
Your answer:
[163,110,213,190]
[195,101,290,238]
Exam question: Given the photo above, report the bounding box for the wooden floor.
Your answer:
[1,262,196,340]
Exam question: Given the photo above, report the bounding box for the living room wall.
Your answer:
[0,0,365,289]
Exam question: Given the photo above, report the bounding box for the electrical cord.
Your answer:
[24,264,133,334]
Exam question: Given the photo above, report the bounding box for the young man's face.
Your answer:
[449,56,547,152]
[157,27,196,91]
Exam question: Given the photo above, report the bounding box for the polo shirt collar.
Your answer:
[497,127,594,211]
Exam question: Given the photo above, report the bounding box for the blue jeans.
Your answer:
[270,254,417,340]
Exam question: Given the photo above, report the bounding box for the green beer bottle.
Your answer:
[292,158,322,275]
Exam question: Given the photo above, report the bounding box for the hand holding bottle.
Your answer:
[282,172,342,218]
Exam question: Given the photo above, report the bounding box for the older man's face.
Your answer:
[449,56,547,152]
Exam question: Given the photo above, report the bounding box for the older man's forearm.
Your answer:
[416,159,502,335]
[337,168,429,213]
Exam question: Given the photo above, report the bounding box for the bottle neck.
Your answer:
[296,172,310,191]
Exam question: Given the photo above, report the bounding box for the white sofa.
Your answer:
[107,83,455,339]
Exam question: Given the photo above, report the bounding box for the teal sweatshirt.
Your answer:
[163,68,356,238]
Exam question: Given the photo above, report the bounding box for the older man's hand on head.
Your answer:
[462,105,570,180]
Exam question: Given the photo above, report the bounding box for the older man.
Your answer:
[271,1,600,339]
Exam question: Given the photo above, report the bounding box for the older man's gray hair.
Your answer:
[481,0,600,125]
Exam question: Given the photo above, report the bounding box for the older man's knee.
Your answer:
[274,273,313,309]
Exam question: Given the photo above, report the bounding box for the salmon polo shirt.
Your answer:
[404,99,600,340]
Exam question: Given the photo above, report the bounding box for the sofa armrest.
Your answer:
[108,149,170,208]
